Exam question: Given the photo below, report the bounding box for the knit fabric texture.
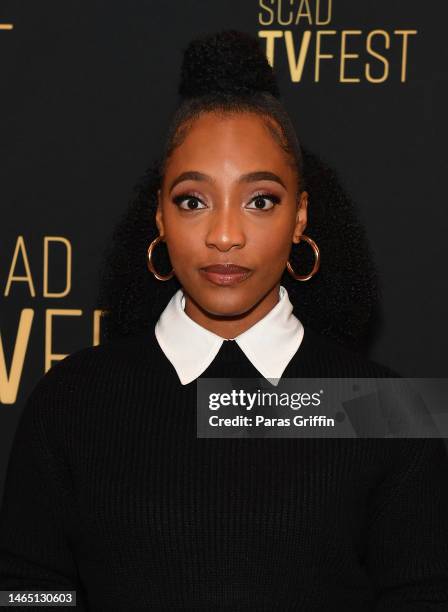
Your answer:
[1,323,448,611]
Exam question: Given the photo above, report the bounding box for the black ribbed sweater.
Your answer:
[1,323,448,611]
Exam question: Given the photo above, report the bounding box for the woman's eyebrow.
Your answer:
[240,171,286,189]
[169,170,286,192]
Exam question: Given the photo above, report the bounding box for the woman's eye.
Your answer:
[172,193,280,211]
[246,194,280,211]
[172,195,206,211]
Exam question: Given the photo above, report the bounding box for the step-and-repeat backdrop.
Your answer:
[1,1,446,500]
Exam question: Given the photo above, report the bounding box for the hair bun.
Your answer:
[178,30,280,100]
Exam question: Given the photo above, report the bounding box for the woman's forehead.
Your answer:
[166,112,293,178]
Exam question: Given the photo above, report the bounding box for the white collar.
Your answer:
[155,285,304,386]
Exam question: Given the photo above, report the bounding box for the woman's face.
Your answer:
[156,111,308,319]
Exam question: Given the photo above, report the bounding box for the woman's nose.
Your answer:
[205,203,246,251]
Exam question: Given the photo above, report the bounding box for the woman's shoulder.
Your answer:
[24,326,159,413]
[295,325,399,378]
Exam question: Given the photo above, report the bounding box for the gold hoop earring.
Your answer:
[286,234,320,281]
[147,235,174,281]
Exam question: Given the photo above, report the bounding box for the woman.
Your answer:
[1,30,448,611]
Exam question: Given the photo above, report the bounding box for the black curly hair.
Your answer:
[96,30,381,351]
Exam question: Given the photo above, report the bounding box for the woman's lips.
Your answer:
[199,264,252,286]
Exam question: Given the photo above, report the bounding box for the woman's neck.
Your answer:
[183,283,281,339]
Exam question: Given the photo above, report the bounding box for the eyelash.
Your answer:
[172,192,281,212]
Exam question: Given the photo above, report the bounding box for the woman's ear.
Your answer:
[293,191,308,241]
[156,189,165,236]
